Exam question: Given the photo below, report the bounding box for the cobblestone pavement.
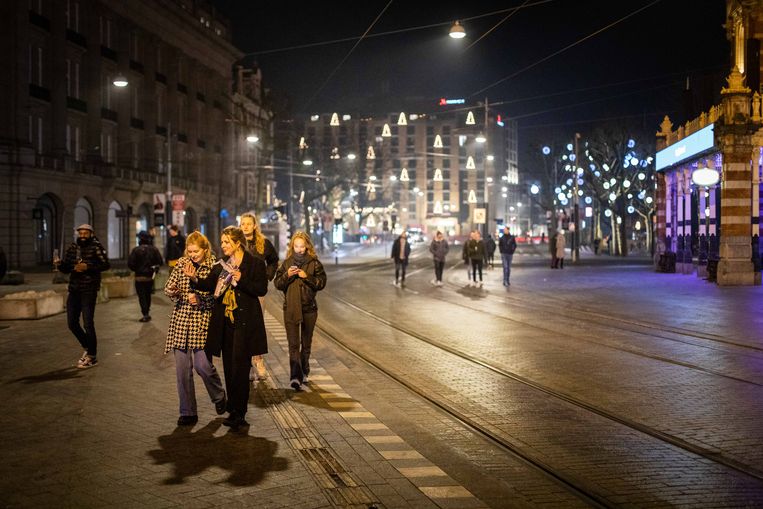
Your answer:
[3,245,763,508]
[0,273,483,509]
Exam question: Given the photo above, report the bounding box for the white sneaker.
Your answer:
[77,355,97,369]
[430,279,436,285]
[436,280,443,286]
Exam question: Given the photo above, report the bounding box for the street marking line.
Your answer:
[398,466,448,477]
[349,423,389,431]
[379,450,425,460]
[419,486,475,499]
[364,435,405,443]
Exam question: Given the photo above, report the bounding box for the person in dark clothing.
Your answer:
[185,226,268,430]
[54,224,110,368]
[166,225,185,267]
[498,226,517,286]
[428,231,449,286]
[464,230,486,287]
[274,231,327,391]
[390,232,411,286]
[485,235,497,269]
[128,231,164,322]
[239,212,278,382]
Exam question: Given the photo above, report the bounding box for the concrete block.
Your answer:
[101,277,134,298]
[0,290,64,320]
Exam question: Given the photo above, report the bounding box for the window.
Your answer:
[29,0,43,15]
[66,0,79,31]
[99,17,112,47]
[103,74,112,109]
[101,131,113,163]
[28,115,44,152]
[156,91,164,125]
[29,45,44,86]
[66,59,80,98]
[130,31,141,61]
[66,124,81,161]
[156,46,162,73]
[131,83,140,118]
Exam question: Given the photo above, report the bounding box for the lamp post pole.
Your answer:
[166,121,172,228]
[483,97,489,237]
[573,132,580,263]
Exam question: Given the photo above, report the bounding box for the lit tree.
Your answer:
[582,123,656,256]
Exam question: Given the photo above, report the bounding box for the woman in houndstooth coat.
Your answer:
[164,231,226,426]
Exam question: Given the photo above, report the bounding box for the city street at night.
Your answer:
[2,244,763,508]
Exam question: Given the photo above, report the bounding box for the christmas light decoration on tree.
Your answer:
[298,137,307,150]
[382,123,392,137]
[467,189,477,203]
[366,215,376,227]
[397,112,407,125]
[433,168,443,181]
[433,134,443,148]
[366,181,376,194]
[367,146,376,159]
[330,113,340,126]
[465,111,475,125]
[400,168,410,181]
[466,156,476,170]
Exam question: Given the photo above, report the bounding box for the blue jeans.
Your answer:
[174,348,225,417]
[67,290,98,356]
[501,254,514,283]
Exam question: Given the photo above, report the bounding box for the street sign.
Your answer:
[474,208,486,224]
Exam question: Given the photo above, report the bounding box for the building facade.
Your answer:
[0,0,274,269]
[288,103,519,240]
[655,0,763,285]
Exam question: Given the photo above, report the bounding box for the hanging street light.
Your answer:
[246,134,259,143]
[113,75,128,87]
[691,166,720,186]
[449,20,466,39]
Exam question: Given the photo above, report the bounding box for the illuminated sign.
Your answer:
[439,98,465,106]
[656,123,715,171]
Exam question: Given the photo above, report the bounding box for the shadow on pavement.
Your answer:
[148,419,288,485]
[7,367,81,384]
[454,285,488,300]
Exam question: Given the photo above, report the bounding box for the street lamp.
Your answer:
[112,75,128,87]
[449,20,466,39]
[246,134,259,143]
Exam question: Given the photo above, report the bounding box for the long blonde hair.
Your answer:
[286,231,317,259]
[241,212,265,254]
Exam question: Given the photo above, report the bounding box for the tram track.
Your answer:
[319,288,763,491]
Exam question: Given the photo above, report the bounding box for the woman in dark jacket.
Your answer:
[184,226,268,430]
[274,231,327,391]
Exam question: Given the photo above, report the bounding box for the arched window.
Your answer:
[34,194,59,264]
[107,201,123,259]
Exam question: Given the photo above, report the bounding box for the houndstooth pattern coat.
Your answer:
[164,255,216,353]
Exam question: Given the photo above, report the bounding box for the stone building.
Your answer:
[655,0,763,285]
[0,0,274,269]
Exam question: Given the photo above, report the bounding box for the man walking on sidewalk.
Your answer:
[391,231,411,286]
[498,226,517,286]
[128,231,163,322]
[54,224,110,368]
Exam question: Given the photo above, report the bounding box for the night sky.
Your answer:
[212,0,729,142]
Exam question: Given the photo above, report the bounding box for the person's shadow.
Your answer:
[148,419,288,485]
[8,367,82,384]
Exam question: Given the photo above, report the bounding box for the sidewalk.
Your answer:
[0,274,482,508]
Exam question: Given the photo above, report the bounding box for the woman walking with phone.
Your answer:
[274,232,327,391]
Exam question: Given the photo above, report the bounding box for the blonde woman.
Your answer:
[239,212,278,382]
[274,231,327,391]
[184,226,268,430]
[164,231,226,426]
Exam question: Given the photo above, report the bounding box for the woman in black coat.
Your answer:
[184,226,268,430]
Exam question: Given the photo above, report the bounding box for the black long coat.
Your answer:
[193,250,269,358]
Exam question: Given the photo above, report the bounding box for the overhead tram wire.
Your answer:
[460,0,532,54]
[469,0,664,98]
[302,0,394,111]
[519,110,680,130]
[241,0,557,57]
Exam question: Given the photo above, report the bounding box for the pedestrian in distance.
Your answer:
[428,231,449,286]
[485,234,497,269]
[464,230,486,287]
[184,226,268,430]
[274,232,327,391]
[165,225,186,268]
[128,231,163,322]
[164,231,226,426]
[549,230,558,268]
[239,212,278,383]
[498,226,517,286]
[593,237,601,255]
[390,231,411,286]
[54,224,110,368]
[554,230,567,269]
